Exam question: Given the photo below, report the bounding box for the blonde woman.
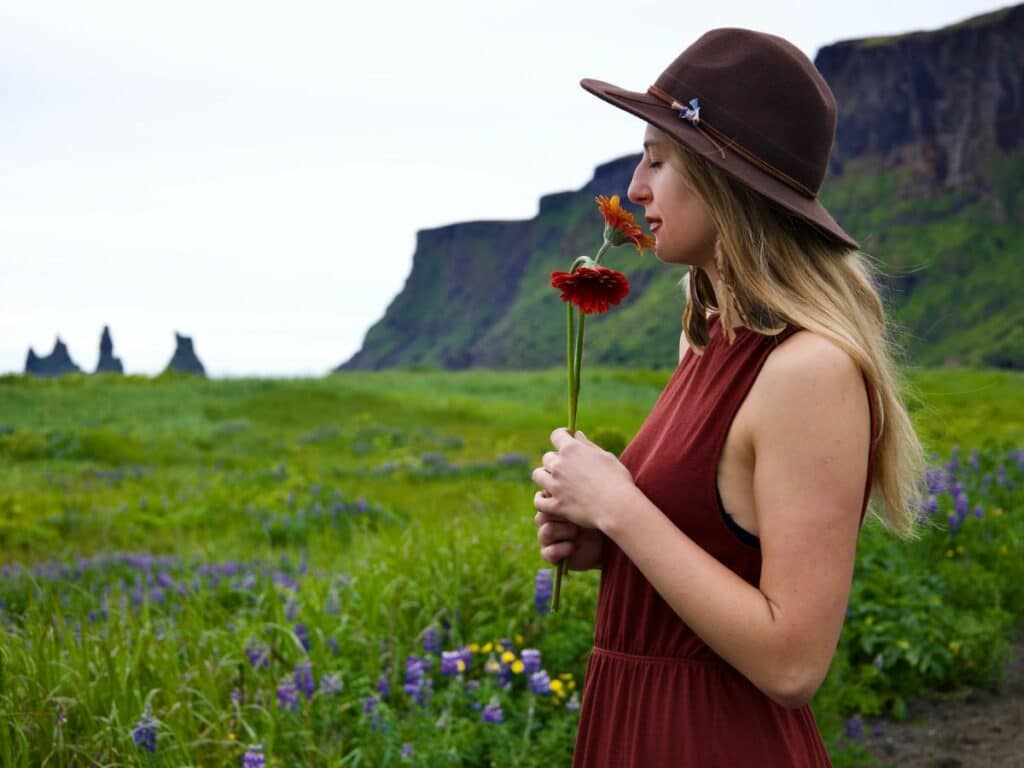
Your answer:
[531,28,927,767]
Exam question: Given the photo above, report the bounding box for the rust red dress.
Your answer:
[572,312,877,767]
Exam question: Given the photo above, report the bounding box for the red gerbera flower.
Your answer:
[595,194,656,254]
[550,266,631,314]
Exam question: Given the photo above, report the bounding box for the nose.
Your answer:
[627,161,650,206]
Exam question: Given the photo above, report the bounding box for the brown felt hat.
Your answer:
[581,28,860,250]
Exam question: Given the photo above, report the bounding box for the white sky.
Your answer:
[1,0,1008,376]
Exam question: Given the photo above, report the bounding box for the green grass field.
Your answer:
[0,367,1021,766]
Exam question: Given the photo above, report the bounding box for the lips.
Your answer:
[646,217,661,233]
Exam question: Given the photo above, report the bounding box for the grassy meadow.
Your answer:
[0,366,1021,766]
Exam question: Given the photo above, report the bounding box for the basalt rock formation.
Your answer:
[94,325,124,374]
[163,332,206,376]
[25,337,83,377]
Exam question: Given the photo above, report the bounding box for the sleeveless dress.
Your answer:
[571,312,878,768]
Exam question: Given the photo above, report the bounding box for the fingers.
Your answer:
[531,466,554,492]
[536,517,578,547]
[541,451,558,472]
[540,540,574,565]
[533,489,559,514]
[550,427,574,450]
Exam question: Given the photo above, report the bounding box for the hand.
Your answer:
[535,509,605,571]
[531,427,636,532]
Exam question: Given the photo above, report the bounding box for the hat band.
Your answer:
[646,85,816,199]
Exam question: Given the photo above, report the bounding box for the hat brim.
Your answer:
[580,78,860,251]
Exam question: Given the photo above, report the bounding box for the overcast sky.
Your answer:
[1,0,1009,376]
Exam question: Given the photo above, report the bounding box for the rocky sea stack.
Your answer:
[94,325,124,374]
[163,332,206,376]
[25,337,83,377]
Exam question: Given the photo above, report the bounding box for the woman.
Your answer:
[531,28,927,767]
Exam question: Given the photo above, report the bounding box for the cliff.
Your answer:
[340,5,1024,371]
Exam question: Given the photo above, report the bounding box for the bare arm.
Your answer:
[599,336,870,707]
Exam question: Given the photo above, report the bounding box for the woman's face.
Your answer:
[627,124,717,269]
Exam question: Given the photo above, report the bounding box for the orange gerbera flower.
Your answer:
[550,266,631,315]
[595,194,656,254]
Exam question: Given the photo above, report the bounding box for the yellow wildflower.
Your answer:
[501,651,516,664]
[515,634,524,645]
[469,643,480,653]
[945,549,955,558]
[550,679,566,697]
[482,642,493,653]
[956,545,965,554]
[511,660,525,674]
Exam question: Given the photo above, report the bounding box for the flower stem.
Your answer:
[553,307,585,613]
[593,241,612,265]
[571,310,585,432]
[566,302,575,430]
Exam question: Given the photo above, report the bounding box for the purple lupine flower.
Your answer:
[872,724,885,737]
[404,655,430,705]
[293,623,310,651]
[948,513,962,534]
[521,648,541,674]
[423,626,441,654]
[285,599,298,621]
[131,713,157,753]
[294,661,315,699]
[922,494,938,518]
[997,466,1007,487]
[441,651,463,676]
[482,696,504,724]
[320,673,343,695]
[972,504,984,519]
[845,715,864,739]
[230,687,243,704]
[535,569,554,614]
[242,744,266,768]
[529,670,552,695]
[401,742,413,758]
[954,491,969,519]
[245,643,270,669]
[327,636,340,654]
[497,452,528,466]
[362,696,378,714]
[457,645,472,672]
[376,674,391,697]
[924,468,945,494]
[969,449,980,472]
[277,679,299,712]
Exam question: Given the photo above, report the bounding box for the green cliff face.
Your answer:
[341,6,1024,372]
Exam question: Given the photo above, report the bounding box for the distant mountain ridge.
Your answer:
[340,5,1024,372]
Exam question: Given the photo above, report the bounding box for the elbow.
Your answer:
[763,667,824,710]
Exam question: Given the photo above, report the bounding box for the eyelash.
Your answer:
[648,161,662,169]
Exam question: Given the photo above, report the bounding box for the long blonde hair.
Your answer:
[657,126,926,537]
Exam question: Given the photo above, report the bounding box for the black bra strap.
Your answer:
[717,486,761,549]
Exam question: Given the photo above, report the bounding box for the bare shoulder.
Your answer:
[749,329,869,451]
[757,331,860,403]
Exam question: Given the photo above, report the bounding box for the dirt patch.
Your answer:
[862,632,1024,768]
